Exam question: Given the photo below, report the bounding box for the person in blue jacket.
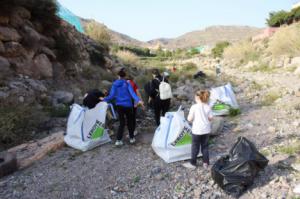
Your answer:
[103,69,143,146]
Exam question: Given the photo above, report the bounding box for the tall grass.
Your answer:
[223,40,259,65]
[268,23,300,57]
[85,21,111,46]
[116,50,140,66]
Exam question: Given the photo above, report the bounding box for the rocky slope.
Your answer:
[148,26,262,49]
[0,1,121,150]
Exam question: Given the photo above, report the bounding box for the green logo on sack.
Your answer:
[87,120,105,140]
[171,126,192,147]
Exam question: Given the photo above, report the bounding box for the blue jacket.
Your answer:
[104,79,140,107]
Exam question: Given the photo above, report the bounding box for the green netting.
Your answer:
[57,3,84,33]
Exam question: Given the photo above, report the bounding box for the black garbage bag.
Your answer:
[211,137,268,197]
[193,71,206,79]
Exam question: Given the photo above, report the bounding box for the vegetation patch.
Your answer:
[249,64,275,73]
[211,41,230,58]
[116,50,140,66]
[276,141,300,156]
[261,91,281,106]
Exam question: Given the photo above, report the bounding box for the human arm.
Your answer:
[187,106,195,123]
[208,108,213,121]
[103,84,116,102]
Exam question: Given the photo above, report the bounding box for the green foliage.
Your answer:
[117,45,152,57]
[276,141,300,155]
[249,64,275,73]
[189,48,199,56]
[181,62,198,72]
[0,104,47,149]
[229,108,241,117]
[212,41,230,58]
[267,7,300,27]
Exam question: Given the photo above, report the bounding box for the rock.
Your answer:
[101,80,112,89]
[268,126,276,133]
[52,91,74,105]
[294,67,300,75]
[25,79,47,92]
[3,41,25,57]
[291,163,300,172]
[0,40,4,53]
[211,117,224,135]
[291,57,300,65]
[292,120,300,127]
[0,56,11,72]
[0,90,9,99]
[21,25,41,48]
[40,47,56,60]
[151,167,161,175]
[33,54,53,79]
[18,96,25,103]
[10,7,31,28]
[0,27,21,42]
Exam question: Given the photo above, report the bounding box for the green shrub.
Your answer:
[267,10,289,27]
[276,141,300,155]
[229,108,241,117]
[181,62,198,72]
[212,41,230,58]
[116,50,140,66]
[249,64,275,73]
[85,21,111,46]
[0,104,47,149]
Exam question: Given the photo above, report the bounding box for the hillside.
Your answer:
[149,26,262,49]
[81,18,146,47]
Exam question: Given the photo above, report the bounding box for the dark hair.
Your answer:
[118,70,126,78]
[196,90,210,103]
[152,69,160,76]
[127,75,133,80]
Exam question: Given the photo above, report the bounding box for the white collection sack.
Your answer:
[209,83,239,116]
[64,102,111,151]
[152,108,198,163]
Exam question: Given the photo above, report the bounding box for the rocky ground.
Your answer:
[0,64,300,199]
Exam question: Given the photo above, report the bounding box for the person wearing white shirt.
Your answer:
[183,90,213,170]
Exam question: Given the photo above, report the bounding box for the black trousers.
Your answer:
[154,98,171,126]
[190,134,210,165]
[132,107,137,131]
[116,106,134,140]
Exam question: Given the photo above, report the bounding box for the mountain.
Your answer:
[148,26,262,49]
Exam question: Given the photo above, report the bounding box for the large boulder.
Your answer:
[0,27,21,42]
[52,91,74,105]
[40,46,56,60]
[21,25,41,48]
[33,54,53,79]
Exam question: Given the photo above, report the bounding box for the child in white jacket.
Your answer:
[183,90,213,170]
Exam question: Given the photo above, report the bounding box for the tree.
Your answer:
[211,41,230,58]
[267,10,289,27]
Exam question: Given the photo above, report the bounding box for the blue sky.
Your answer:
[58,0,297,41]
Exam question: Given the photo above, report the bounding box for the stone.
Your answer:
[0,27,21,42]
[294,67,300,75]
[0,56,10,70]
[0,152,17,178]
[151,167,162,175]
[291,57,300,65]
[267,126,276,133]
[52,91,74,105]
[292,120,300,127]
[0,40,4,53]
[211,117,224,135]
[3,41,25,57]
[9,7,31,28]
[101,80,112,89]
[0,91,9,99]
[40,47,56,60]
[18,96,25,103]
[21,25,41,47]
[25,79,47,92]
[33,54,53,79]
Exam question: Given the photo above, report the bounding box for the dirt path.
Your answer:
[0,69,299,199]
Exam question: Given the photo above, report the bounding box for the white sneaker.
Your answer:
[182,162,196,170]
[115,140,123,146]
[129,138,136,144]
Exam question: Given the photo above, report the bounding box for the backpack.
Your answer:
[158,78,172,100]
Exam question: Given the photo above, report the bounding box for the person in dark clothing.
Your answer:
[149,69,171,126]
[83,89,105,109]
[103,69,143,146]
[127,75,144,135]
